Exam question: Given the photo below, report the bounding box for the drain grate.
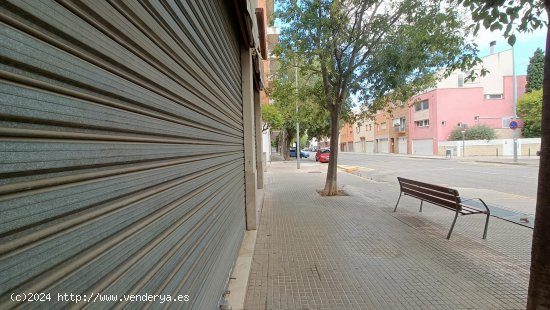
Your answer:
[308,171,322,173]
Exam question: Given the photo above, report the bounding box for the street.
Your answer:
[294,151,539,219]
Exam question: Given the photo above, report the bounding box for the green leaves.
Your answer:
[507,34,516,46]
[454,0,545,47]
[449,125,497,141]
[499,12,509,24]
[261,104,284,131]
[275,0,487,136]
[269,57,333,140]
[518,88,542,137]
[526,48,545,93]
[518,47,544,133]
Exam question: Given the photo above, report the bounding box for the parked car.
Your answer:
[315,148,330,163]
[289,148,309,158]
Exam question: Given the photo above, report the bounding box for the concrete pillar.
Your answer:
[254,92,264,189]
[241,47,258,230]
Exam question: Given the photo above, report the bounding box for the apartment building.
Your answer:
[367,48,526,156]
[339,122,355,152]
[374,104,409,154]
[354,117,375,153]
[409,48,526,155]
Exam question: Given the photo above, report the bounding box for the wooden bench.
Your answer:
[393,177,491,240]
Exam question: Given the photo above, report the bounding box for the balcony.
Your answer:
[393,126,406,134]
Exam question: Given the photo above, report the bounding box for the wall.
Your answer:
[0,1,264,308]
[434,75,526,142]
[436,49,513,92]
[339,122,355,151]
[353,118,375,152]
[387,104,409,154]
[408,92,438,154]
[409,49,527,155]
[439,138,540,156]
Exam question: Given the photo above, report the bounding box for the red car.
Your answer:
[315,148,330,163]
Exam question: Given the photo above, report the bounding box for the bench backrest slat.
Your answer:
[398,177,461,211]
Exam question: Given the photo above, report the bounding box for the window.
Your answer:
[415,119,429,127]
[356,126,360,133]
[381,122,387,129]
[415,100,429,111]
[441,121,447,126]
[485,94,503,100]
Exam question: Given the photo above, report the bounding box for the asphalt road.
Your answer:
[296,151,539,218]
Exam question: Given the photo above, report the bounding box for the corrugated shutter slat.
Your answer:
[0,0,245,309]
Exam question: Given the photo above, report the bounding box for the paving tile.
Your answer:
[244,161,531,309]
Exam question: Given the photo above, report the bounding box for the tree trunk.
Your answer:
[323,105,341,195]
[280,130,288,160]
[282,129,294,161]
[527,8,550,309]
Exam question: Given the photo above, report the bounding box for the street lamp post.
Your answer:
[295,63,300,169]
[512,42,518,162]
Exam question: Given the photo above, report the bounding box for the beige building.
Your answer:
[365,101,410,154]
[353,117,375,153]
[339,122,355,152]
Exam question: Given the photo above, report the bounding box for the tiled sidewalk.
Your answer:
[244,160,532,310]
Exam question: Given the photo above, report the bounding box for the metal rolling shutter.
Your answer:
[413,139,434,155]
[378,138,389,153]
[0,1,245,309]
[398,138,407,154]
[366,141,374,153]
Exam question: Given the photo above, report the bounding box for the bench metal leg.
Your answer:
[393,193,402,212]
[419,200,423,212]
[447,211,459,240]
[483,211,490,239]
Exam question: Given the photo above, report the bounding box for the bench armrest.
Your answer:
[461,198,491,214]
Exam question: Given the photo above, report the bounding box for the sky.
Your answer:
[273,4,547,76]
[474,27,546,76]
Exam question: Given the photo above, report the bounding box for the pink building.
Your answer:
[408,49,527,155]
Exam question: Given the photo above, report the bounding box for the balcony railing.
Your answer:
[393,126,406,133]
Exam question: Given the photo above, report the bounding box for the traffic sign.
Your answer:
[509,120,518,130]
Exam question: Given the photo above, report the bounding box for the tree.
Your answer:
[526,48,545,93]
[276,0,482,195]
[269,62,333,160]
[453,0,549,307]
[261,104,284,133]
[518,88,543,137]
[449,125,497,140]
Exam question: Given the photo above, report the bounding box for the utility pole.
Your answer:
[295,63,300,169]
[512,43,518,162]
